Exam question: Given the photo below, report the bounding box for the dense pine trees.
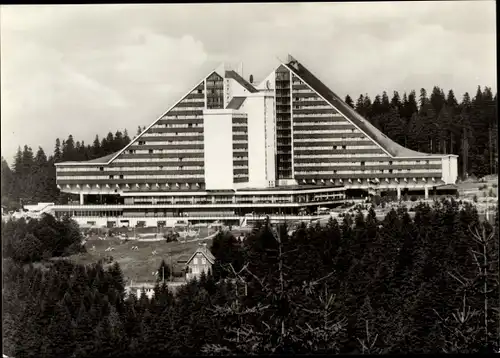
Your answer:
[2,201,498,356]
[1,130,131,210]
[346,86,497,178]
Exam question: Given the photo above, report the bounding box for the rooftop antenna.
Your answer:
[237,62,244,78]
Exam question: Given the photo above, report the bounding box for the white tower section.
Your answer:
[240,91,276,189]
[203,109,234,190]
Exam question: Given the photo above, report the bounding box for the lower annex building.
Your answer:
[53,55,458,227]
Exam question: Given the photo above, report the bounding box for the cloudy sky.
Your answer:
[1,2,496,165]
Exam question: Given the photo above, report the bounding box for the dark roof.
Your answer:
[225,70,259,93]
[56,151,119,166]
[186,246,215,265]
[284,59,438,158]
[226,96,246,109]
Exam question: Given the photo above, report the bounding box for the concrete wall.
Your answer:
[450,156,458,184]
[241,94,276,189]
[229,78,252,97]
[264,95,276,185]
[441,155,458,184]
[243,96,267,188]
[203,109,234,190]
[256,70,276,91]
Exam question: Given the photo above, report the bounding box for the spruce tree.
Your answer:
[345,94,354,108]
[381,91,390,113]
[419,88,429,108]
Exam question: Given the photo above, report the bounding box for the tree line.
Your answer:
[1,129,134,210]
[344,85,497,179]
[2,214,85,263]
[2,200,498,356]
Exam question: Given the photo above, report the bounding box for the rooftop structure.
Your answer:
[52,55,458,227]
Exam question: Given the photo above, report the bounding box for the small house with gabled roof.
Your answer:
[185,243,215,281]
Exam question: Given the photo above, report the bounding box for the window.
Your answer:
[119,175,124,179]
[342,145,346,149]
[109,175,114,179]
[389,161,393,165]
[100,167,104,171]
[129,150,134,154]
[389,169,393,173]
[202,258,206,265]
[198,88,202,94]
[138,141,144,145]
[193,258,198,265]
[361,161,365,166]
[188,123,192,128]
[426,160,429,164]
[149,149,153,154]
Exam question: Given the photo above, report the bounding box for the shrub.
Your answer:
[372,195,382,206]
[410,195,417,202]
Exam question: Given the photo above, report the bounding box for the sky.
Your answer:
[1,1,496,165]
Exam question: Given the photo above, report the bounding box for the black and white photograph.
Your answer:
[1,1,498,356]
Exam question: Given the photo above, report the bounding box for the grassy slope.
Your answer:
[69,236,214,284]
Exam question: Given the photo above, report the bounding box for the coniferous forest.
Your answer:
[1,86,497,210]
[2,200,499,356]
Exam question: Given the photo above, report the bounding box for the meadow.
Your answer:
[69,235,215,284]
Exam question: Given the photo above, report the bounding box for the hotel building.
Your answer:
[52,55,458,227]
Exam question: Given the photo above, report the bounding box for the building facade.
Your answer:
[52,55,458,227]
[185,244,215,281]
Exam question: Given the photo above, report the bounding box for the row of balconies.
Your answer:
[127,145,204,154]
[295,169,441,175]
[59,173,206,180]
[294,163,441,170]
[295,153,388,159]
[294,138,372,145]
[294,148,387,155]
[160,109,203,116]
[293,114,344,120]
[157,118,203,125]
[185,92,204,100]
[131,141,204,148]
[295,172,442,180]
[57,158,441,175]
[58,180,205,188]
[174,101,205,108]
[113,155,204,163]
[58,168,205,177]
